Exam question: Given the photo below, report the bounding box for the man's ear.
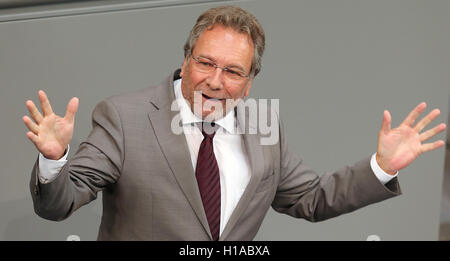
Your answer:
[244,77,254,97]
[180,57,188,78]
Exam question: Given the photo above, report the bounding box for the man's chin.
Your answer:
[196,110,226,122]
[191,99,241,121]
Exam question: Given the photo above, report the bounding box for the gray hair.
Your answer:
[183,6,265,77]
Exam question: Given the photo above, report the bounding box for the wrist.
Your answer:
[376,153,397,175]
[44,148,67,160]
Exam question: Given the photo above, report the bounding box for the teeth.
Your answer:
[203,94,220,100]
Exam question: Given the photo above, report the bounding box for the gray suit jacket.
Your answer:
[30,69,401,240]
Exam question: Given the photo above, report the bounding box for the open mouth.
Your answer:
[202,93,224,101]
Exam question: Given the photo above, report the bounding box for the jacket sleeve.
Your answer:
[29,99,124,221]
[271,117,402,222]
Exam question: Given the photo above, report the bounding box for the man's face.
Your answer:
[180,25,254,120]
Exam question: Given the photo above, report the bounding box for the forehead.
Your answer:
[193,25,254,70]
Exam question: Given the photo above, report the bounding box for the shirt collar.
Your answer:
[173,79,236,134]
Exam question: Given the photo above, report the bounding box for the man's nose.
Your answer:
[206,68,224,90]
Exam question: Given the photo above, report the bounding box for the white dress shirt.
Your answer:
[38,79,398,236]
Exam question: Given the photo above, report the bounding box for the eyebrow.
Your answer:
[196,54,247,72]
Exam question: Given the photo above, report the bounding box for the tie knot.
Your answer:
[202,129,216,139]
[200,122,217,139]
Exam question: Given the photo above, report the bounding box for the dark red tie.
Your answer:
[195,125,221,241]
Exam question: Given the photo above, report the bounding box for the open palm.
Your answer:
[23,90,79,160]
[376,102,447,174]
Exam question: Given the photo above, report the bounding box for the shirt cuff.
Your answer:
[38,146,69,184]
[370,152,398,185]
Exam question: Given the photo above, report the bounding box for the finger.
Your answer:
[38,90,54,116]
[380,110,392,134]
[26,100,43,124]
[22,115,39,134]
[64,97,79,123]
[419,123,447,142]
[26,131,40,147]
[414,108,441,133]
[400,102,427,127]
[421,140,445,153]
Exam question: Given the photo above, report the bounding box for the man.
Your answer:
[23,6,446,240]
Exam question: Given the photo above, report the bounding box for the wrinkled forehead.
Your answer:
[193,25,254,71]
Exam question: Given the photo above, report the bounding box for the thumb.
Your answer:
[64,97,79,123]
[380,110,391,135]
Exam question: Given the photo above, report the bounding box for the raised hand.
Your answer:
[376,102,447,175]
[23,90,79,160]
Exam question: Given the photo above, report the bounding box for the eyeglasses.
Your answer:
[190,55,250,82]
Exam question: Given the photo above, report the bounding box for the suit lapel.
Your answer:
[147,71,212,239]
[219,102,266,241]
